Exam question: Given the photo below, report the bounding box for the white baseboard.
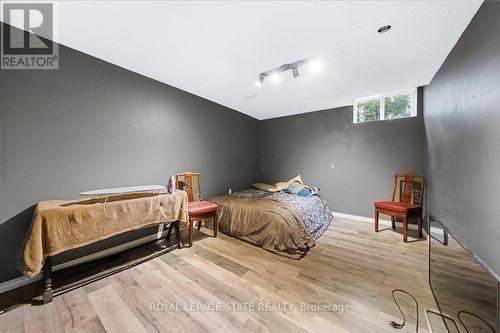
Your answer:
[334,211,423,229]
[0,224,167,294]
[0,275,33,295]
[334,212,391,225]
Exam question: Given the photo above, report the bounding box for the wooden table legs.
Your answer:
[166,220,184,249]
[42,257,53,304]
[40,221,183,304]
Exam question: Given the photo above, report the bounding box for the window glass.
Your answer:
[353,88,417,124]
[384,93,412,120]
[356,98,380,123]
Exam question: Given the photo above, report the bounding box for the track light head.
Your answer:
[270,72,280,83]
[308,58,322,72]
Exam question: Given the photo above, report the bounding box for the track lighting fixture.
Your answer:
[256,57,321,86]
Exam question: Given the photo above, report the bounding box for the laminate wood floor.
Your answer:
[0,217,447,333]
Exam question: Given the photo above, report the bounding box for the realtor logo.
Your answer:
[1,1,58,69]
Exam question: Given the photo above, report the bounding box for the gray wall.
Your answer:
[424,2,500,275]
[259,94,425,217]
[0,34,259,283]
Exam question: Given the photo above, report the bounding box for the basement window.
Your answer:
[353,88,417,123]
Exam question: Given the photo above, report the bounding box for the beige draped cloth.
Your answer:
[22,191,189,277]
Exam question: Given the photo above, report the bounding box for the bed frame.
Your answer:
[42,220,183,303]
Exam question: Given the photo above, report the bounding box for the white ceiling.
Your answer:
[9,1,483,119]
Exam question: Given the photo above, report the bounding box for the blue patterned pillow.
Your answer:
[284,181,305,194]
[284,181,320,197]
[297,186,320,197]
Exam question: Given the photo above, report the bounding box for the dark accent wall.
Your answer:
[0,32,259,283]
[424,2,500,275]
[259,93,425,218]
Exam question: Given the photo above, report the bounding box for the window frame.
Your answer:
[353,88,418,124]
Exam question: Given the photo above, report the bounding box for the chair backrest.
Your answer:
[392,174,425,207]
[176,172,201,202]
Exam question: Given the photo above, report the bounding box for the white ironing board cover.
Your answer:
[78,185,166,197]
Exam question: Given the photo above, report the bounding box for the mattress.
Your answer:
[210,189,333,258]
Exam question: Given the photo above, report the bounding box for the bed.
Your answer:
[210,188,333,259]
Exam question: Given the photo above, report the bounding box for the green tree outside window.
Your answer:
[385,95,411,119]
[356,99,380,122]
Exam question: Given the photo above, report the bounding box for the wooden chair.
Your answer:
[374,174,425,242]
[168,172,218,247]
